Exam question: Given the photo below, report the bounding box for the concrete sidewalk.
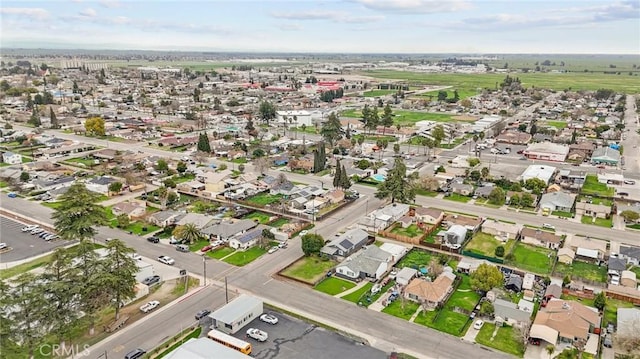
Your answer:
[335,280,369,298]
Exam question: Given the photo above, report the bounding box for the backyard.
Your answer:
[474,323,525,357]
[390,224,425,238]
[222,246,267,266]
[553,261,608,283]
[245,192,283,206]
[445,275,480,312]
[396,249,432,269]
[464,232,515,259]
[280,255,336,284]
[268,217,290,228]
[314,277,356,296]
[580,175,615,197]
[508,242,555,275]
[243,211,273,224]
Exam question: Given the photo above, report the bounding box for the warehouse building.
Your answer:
[208,294,263,334]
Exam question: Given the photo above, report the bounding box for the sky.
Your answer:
[1,0,639,54]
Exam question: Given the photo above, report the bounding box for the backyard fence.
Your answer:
[461,250,505,264]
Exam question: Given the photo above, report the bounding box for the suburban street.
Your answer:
[620,95,640,175]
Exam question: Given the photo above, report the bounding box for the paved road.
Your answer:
[621,95,639,175]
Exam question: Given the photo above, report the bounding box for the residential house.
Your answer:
[530,299,601,345]
[457,257,491,274]
[575,202,611,219]
[575,248,600,263]
[32,175,75,192]
[482,220,521,241]
[437,224,467,246]
[442,213,483,233]
[566,236,608,262]
[175,213,217,230]
[111,200,147,220]
[449,182,474,196]
[608,256,627,275]
[202,219,258,242]
[568,142,596,159]
[523,142,570,162]
[321,228,370,259]
[473,185,495,199]
[324,189,345,204]
[149,210,183,227]
[288,157,314,172]
[412,207,444,225]
[591,147,621,165]
[619,245,640,266]
[200,169,232,195]
[557,169,587,190]
[397,215,413,228]
[304,197,329,211]
[2,151,22,165]
[539,191,576,213]
[335,245,393,281]
[493,298,532,328]
[228,225,269,250]
[505,274,523,292]
[403,269,456,309]
[395,267,418,286]
[519,228,563,250]
[270,181,296,196]
[557,248,576,264]
[85,176,118,195]
[496,131,532,145]
[544,284,563,301]
[378,242,408,263]
[359,203,410,231]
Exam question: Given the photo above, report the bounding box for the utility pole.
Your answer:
[225,276,229,304]
[203,256,207,286]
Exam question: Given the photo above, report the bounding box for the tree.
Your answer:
[620,210,640,223]
[520,193,534,208]
[20,171,30,182]
[340,164,351,189]
[108,181,123,195]
[479,301,494,316]
[470,263,504,292]
[259,101,276,125]
[155,159,169,172]
[84,116,105,136]
[593,291,606,311]
[197,132,211,153]
[545,345,555,358]
[480,166,490,179]
[524,178,547,195]
[52,183,108,241]
[253,156,270,174]
[172,223,202,244]
[116,213,130,228]
[238,164,245,173]
[103,239,137,320]
[28,108,41,127]
[72,80,79,94]
[320,112,343,146]
[381,104,393,136]
[495,245,505,257]
[375,157,415,204]
[313,143,326,173]
[488,187,506,205]
[437,90,448,102]
[431,125,446,147]
[427,257,443,278]
[393,143,400,154]
[176,161,187,174]
[510,194,521,207]
[49,107,59,129]
[333,159,342,188]
[301,233,324,256]
[8,273,49,358]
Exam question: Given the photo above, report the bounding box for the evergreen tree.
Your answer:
[375,157,415,203]
[381,104,393,136]
[103,239,138,320]
[320,112,343,146]
[49,107,58,129]
[197,132,211,152]
[72,80,79,94]
[259,100,276,125]
[52,183,108,241]
[333,159,342,188]
[28,108,41,127]
[340,164,351,189]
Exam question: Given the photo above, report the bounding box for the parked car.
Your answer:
[624,180,636,185]
[268,246,279,254]
[31,228,45,235]
[542,223,555,230]
[169,237,181,244]
[130,253,142,261]
[277,242,288,249]
[147,236,160,243]
[299,230,308,236]
[158,256,175,265]
[200,244,214,253]
[124,349,146,359]
[246,328,268,342]
[473,320,484,330]
[142,275,161,286]
[528,338,541,346]
[195,309,211,320]
[603,334,613,348]
[139,300,160,313]
[22,225,38,232]
[0,243,8,250]
[176,244,190,252]
[260,313,278,325]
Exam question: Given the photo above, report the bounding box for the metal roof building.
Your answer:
[208,294,263,334]
[165,338,251,359]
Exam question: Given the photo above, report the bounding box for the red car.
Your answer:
[528,338,541,346]
[200,245,213,253]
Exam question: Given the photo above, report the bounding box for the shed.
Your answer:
[396,267,418,286]
[506,274,523,292]
[379,242,408,263]
[208,294,263,334]
[522,273,536,291]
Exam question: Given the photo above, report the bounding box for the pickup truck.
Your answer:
[140,300,160,313]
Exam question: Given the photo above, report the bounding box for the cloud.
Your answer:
[99,0,122,8]
[0,7,50,20]
[271,9,383,23]
[79,8,97,17]
[276,23,303,31]
[352,0,472,14]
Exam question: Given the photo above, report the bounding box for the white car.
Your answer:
[246,328,268,342]
[158,256,175,265]
[0,243,8,250]
[131,253,142,261]
[299,230,308,237]
[22,225,38,232]
[260,313,278,325]
[140,300,160,313]
[473,320,484,330]
[268,246,279,254]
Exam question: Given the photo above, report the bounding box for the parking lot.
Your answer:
[0,216,73,264]
[227,310,388,359]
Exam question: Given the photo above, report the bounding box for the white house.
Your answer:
[335,245,392,281]
[85,176,118,195]
[2,151,22,165]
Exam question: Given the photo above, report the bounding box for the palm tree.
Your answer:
[172,223,203,244]
[545,345,555,359]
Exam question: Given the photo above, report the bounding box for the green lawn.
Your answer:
[363,89,396,97]
[414,308,470,336]
[268,217,290,228]
[581,174,615,197]
[114,221,160,235]
[341,109,454,125]
[173,173,196,184]
[222,246,267,266]
[545,121,568,129]
[475,324,525,357]
[245,192,283,206]
[580,215,613,228]
[340,282,374,304]
[243,211,272,224]
[444,193,471,203]
[390,224,424,238]
[415,189,438,197]
[314,277,356,296]
[552,210,574,218]
[509,242,555,275]
[554,261,607,283]
[464,232,515,258]
[445,276,480,311]
[281,255,336,284]
[602,298,636,326]
[208,246,235,259]
[396,249,432,269]
[381,299,420,320]
[65,157,97,167]
[629,266,640,278]
[189,240,210,252]
[417,88,477,101]
[41,201,64,209]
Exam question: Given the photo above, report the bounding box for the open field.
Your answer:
[341,109,454,124]
[464,232,515,258]
[281,256,336,284]
[105,60,304,70]
[363,89,397,97]
[509,242,555,275]
[475,324,525,357]
[554,261,607,283]
[415,88,477,100]
[315,277,356,296]
[581,174,615,197]
[361,70,640,94]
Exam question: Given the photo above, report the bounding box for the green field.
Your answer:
[444,193,472,203]
[580,215,613,228]
[396,249,432,269]
[340,282,374,304]
[281,256,336,284]
[207,246,235,259]
[390,224,424,238]
[475,324,525,357]
[509,242,555,275]
[222,246,267,266]
[268,217,289,228]
[464,232,515,258]
[413,308,470,337]
[361,70,640,94]
[554,261,607,283]
[381,299,420,320]
[416,88,477,100]
[581,174,615,197]
[341,109,455,125]
[363,89,397,97]
[545,121,568,129]
[243,211,272,224]
[245,192,283,206]
[315,277,356,296]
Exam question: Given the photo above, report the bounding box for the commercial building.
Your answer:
[521,165,557,184]
[208,294,263,334]
[523,142,569,162]
[164,338,251,359]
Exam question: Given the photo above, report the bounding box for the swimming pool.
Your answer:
[372,174,386,182]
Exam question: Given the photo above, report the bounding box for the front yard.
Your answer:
[581,174,615,197]
[390,224,425,238]
[245,192,283,206]
[553,261,608,283]
[444,193,471,203]
[413,308,470,337]
[381,299,420,320]
[207,246,236,259]
[280,255,336,284]
[475,323,525,357]
[508,242,555,275]
[464,232,515,258]
[340,282,374,304]
[445,275,480,312]
[314,277,356,296]
[222,246,267,266]
[580,215,613,228]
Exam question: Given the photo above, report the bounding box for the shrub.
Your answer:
[495,245,505,257]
